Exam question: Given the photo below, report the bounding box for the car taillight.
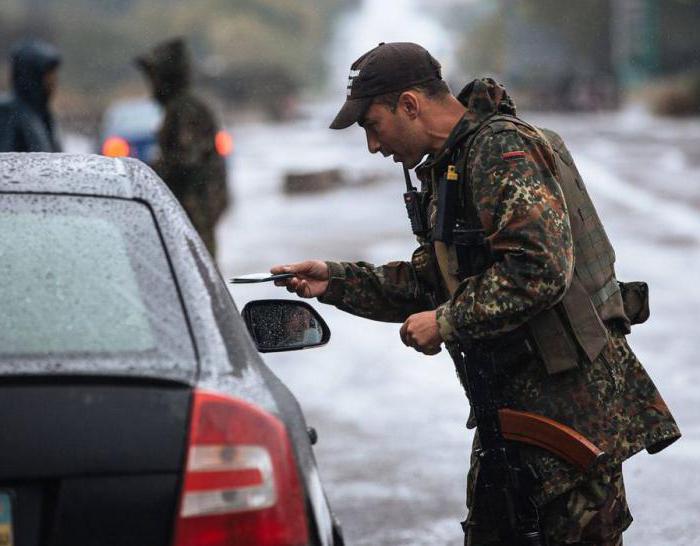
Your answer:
[215,130,234,156]
[173,389,309,546]
[102,136,131,157]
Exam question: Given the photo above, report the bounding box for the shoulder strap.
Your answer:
[454,114,512,229]
[455,113,550,228]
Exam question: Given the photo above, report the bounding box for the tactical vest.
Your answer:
[432,114,646,374]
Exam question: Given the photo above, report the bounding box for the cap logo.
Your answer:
[346,69,360,97]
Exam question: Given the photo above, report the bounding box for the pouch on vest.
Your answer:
[528,275,608,375]
[411,244,446,302]
[619,281,650,325]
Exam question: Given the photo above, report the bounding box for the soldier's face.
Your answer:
[360,94,429,169]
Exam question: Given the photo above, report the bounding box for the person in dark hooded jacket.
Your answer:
[0,39,62,152]
[135,38,229,259]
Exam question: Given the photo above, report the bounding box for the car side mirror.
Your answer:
[242,299,331,353]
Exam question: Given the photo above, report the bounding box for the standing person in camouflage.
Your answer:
[135,38,229,258]
[271,43,681,545]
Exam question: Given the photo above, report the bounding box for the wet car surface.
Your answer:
[0,152,342,546]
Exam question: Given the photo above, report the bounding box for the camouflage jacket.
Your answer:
[136,39,228,256]
[155,92,228,226]
[319,78,680,504]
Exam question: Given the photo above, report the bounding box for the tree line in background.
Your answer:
[445,0,700,115]
[0,0,357,128]
[2,0,698,126]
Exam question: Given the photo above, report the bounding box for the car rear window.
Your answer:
[0,193,196,381]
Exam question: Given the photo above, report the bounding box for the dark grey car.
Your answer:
[0,153,342,546]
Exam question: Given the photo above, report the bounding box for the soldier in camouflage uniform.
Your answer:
[136,38,229,258]
[272,43,680,545]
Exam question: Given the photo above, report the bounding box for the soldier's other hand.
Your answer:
[270,260,329,299]
[400,310,443,355]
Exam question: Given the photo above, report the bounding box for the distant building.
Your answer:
[498,0,700,109]
[613,0,700,86]
[500,0,616,110]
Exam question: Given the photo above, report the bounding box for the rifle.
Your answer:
[446,340,606,545]
[447,341,544,544]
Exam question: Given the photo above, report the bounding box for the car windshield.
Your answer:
[0,193,196,381]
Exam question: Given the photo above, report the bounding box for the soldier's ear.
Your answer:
[397,91,420,119]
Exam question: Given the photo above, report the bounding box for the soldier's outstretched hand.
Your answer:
[271,260,330,299]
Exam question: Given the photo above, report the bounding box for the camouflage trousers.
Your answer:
[463,465,632,545]
[181,192,217,259]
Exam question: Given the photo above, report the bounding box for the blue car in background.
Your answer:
[99,97,233,164]
[99,97,163,163]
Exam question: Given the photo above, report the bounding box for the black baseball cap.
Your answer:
[329,42,442,130]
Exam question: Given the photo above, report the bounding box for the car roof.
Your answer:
[0,152,161,201]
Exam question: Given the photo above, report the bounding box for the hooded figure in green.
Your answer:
[135,38,229,258]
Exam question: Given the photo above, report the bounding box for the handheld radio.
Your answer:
[403,167,428,237]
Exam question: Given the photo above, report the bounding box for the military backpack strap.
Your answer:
[432,163,462,295]
[452,113,525,233]
[451,117,504,280]
[432,116,508,295]
[435,113,511,242]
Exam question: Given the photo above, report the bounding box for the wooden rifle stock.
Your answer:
[498,409,607,473]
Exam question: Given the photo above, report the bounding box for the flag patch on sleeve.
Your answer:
[502,151,526,160]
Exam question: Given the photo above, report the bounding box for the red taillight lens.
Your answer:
[101,136,130,157]
[215,130,234,156]
[173,389,308,546]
